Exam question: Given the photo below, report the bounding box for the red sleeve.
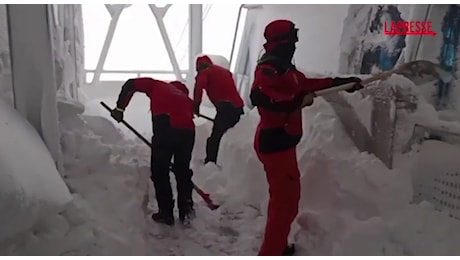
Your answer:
[252,64,295,102]
[116,78,156,109]
[300,73,334,93]
[193,71,208,106]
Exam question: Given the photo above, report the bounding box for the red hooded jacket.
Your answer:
[193,55,244,108]
[116,77,194,130]
[169,80,190,96]
[250,59,335,154]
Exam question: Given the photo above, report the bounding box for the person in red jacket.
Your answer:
[250,19,363,256]
[193,55,245,165]
[110,78,195,226]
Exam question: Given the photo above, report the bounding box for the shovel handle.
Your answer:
[314,70,395,97]
[100,101,220,210]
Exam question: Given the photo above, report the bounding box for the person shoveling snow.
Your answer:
[109,78,196,226]
[193,55,245,165]
[250,19,364,256]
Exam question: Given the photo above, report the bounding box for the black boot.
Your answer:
[178,199,195,225]
[282,244,296,256]
[152,211,174,226]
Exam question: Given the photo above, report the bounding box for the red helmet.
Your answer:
[264,19,298,45]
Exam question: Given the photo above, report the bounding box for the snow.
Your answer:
[2,81,460,255]
[192,97,460,255]
[3,3,460,254]
[0,99,72,244]
[205,54,230,70]
[342,91,374,135]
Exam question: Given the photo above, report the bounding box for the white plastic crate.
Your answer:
[411,140,460,220]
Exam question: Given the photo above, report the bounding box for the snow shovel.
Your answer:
[302,60,455,106]
[196,113,214,122]
[100,101,220,210]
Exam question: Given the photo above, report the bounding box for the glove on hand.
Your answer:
[302,92,316,107]
[332,77,364,93]
[111,108,124,123]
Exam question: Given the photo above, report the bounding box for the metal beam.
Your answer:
[187,4,202,89]
[91,5,127,86]
[229,5,244,68]
[148,4,184,81]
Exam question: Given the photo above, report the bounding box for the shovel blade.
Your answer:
[397,60,455,85]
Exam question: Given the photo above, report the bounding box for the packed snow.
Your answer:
[3,73,460,255]
[0,100,72,244]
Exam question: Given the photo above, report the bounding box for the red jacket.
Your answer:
[116,77,194,130]
[169,80,190,96]
[193,55,244,108]
[251,62,334,153]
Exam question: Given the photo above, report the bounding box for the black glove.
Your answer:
[193,103,200,116]
[332,77,364,93]
[111,108,124,123]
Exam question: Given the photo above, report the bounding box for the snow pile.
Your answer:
[341,91,373,135]
[3,74,460,255]
[0,99,72,244]
[191,95,460,255]
[0,100,152,255]
[84,95,153,139]
[329,201,460,255]
[57,111,152,255]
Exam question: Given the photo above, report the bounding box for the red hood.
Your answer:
[169,81,189,95]
[196,55,213,71]
[263,19,298,52]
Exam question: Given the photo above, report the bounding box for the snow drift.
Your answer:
[190,83,460,255]
[0,99,72,243]
[0,98,153,255]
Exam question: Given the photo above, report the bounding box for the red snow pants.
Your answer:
[255,144,301,256]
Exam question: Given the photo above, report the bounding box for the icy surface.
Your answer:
[0,100,72,244]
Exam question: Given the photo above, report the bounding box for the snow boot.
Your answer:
[179,202,196,226]
[282,244,296,256]
[152,211,175,226]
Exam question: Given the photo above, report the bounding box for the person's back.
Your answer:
[193,55,245,164]
[119,77,194,132]
[145,79,194,131]
[194,55,244,108]
[111,77,196,225]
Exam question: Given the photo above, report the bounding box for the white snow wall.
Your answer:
[7,5,62,170]
[3,4,84,170]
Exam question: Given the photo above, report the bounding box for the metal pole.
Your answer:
[91,5,126,86]
[149,4,184,81]
[187,4,203,91]
[229,4,243,68]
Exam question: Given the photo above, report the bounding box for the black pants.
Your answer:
[205,102,244,163]
[151,128,195,216]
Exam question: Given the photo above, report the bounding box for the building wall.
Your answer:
[236,4,350,78]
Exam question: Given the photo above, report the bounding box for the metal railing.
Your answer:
[84,69,188,84]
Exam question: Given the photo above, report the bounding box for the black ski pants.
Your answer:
[205,101,244,164]
[151,128,195,216]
